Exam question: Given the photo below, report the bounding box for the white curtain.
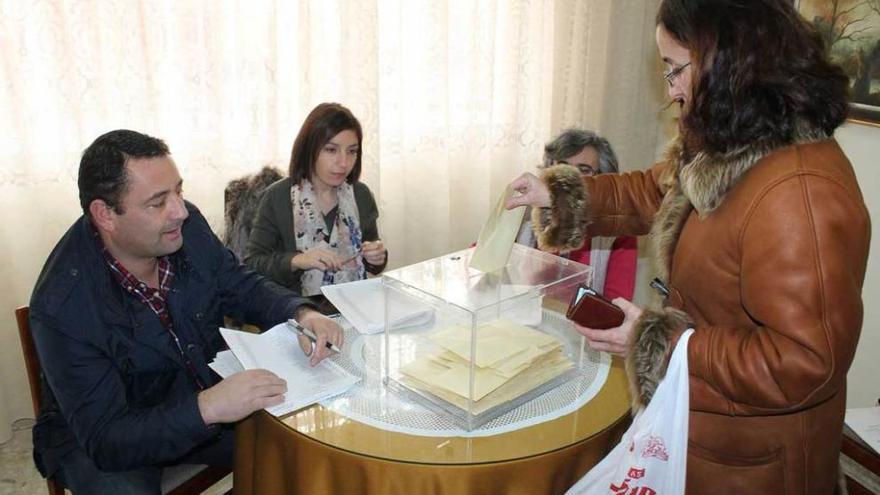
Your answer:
[0,0,664,442]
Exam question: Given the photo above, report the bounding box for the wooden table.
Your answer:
[233,356,631,495]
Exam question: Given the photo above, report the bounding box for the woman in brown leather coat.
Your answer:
[508,1,871,493]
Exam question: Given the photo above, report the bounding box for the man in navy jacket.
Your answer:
[29,129,344,494]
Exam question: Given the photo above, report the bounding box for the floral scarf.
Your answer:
[291,180,366,296]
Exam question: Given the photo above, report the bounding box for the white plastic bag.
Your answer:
[566,329,694,495]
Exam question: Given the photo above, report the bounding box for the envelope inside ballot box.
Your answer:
[399,319,573,414]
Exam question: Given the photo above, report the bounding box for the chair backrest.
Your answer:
[15,306,65,495]
[14,306,230,495]
[15,307,43,416]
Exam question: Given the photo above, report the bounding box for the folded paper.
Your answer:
[400,319,573,414]
[470,186,526,273]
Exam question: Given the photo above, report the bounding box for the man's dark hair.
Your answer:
[289,103,363,185]
[657,0,849,155]
[543,129,619,173]
[78,129,170,216]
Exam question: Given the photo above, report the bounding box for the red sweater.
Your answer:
[567,236,637,300]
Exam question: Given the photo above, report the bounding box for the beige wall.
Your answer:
[837,121,880,408]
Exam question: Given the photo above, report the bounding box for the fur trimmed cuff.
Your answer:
[530,164,588,251]
[625,307,692,410]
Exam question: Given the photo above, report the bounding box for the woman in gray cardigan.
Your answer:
[244,103,387,303]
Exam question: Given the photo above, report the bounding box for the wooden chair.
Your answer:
[840,423,880,495]
[15,306,231,495]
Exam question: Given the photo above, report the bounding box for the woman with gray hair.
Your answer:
[543,128,619,175]
[516,128,637,300]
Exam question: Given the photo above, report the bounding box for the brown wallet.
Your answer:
[566,286,625,329]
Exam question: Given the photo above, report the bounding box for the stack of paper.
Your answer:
[399,319,573,415]
[321,278,434,334]
[210,323,360,417]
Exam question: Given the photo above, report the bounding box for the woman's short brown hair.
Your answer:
[289,102,363,184]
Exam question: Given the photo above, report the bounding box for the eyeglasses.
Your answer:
[549,160,598,177]
[663,62,691,87]
[577,165,598,177]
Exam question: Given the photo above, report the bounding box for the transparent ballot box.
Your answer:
[382,243,593,430]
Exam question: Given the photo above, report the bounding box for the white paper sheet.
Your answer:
[321,278,434,334]
[845,406,880,454]
[218,324,360,416]
[208,350,244,378]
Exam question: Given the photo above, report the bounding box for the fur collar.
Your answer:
[650,126,829,281]
[677,126,829,217]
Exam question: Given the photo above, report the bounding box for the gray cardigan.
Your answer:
[243,177,385,294]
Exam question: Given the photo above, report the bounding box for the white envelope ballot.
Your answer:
[470,186,526,273]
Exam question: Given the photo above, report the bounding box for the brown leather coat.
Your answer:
[538,137,870,494]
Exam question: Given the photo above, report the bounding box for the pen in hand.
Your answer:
[286,319,342,353]
[341,248,362,264]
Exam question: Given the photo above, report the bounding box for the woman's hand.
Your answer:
[362,240,387,265]
[296,308,345,366]
[291,247,343,272]
[574,298,643,355]
[505,172,551,210]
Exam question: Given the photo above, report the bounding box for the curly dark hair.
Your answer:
[657,0,849,154]
[78,129,170,216]
[289,102,363,185]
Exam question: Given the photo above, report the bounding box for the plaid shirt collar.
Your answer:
[92,225,176,325]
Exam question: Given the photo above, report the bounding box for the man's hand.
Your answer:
[574,298,643,355]
[197,369,286,425]
[361,240,387,266]
[505,172,551,210]
[296,308,344,366]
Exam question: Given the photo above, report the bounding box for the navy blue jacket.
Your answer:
[30,202,309,475]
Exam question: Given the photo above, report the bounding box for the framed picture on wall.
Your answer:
[795,0,880,126]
